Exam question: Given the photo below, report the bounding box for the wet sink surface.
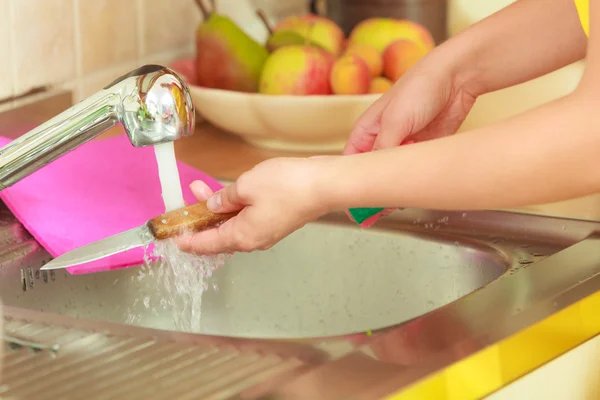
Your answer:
[0,207,580,339]
[188,221,507,338]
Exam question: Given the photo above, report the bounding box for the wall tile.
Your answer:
[0,0,13,99]
[250,0,309,20]
[138,48,194,67]
[1,0,296,102]
[77,0,138,75]
[77,61,139,101]
[12,0,75,94]
[140,0,201,56]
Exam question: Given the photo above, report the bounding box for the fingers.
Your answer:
[207,182,244,213]
[372,97,414,150]
[175,216,260,255]
[342,123,379,155]
[343,92,392,155]
[174,219,237,255]
[179,179,253,254]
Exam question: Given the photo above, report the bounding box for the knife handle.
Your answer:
[147,201,239,240]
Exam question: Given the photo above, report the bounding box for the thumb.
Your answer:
[189,180,214,202]
[372,97,414,150]
[207,182,244,213]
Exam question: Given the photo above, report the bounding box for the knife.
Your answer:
[40,201,239,271]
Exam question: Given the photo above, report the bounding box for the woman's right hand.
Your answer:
[343,49,477,155]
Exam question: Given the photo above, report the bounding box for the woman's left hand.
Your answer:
[174,157,330,255]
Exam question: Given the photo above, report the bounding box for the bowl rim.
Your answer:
[188,84,382,102]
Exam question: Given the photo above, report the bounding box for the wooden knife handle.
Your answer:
[147,201,239,240]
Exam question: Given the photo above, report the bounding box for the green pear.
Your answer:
[273,14,346,56]
[195,14,269,92]
[265,30,325,53]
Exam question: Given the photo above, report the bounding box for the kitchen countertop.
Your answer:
[172,121,337,181]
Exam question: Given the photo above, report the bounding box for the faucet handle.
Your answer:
[110,65,196,147]
[0,65,196,189]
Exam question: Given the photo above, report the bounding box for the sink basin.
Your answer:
[179,220,507,338]
[0,206,582,339]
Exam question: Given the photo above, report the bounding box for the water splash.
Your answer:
[128,140,226,333]
[125,240,227,332]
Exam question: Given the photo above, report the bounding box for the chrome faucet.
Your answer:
[0,64,195,189]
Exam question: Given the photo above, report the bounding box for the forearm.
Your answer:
[437,0,587,96]
[320,92,600,211]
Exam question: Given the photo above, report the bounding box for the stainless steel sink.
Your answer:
[198,220,506,339]
[0,205,583,340]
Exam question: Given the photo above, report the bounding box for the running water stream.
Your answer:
[153,142,185,211]
[125,142,226,333]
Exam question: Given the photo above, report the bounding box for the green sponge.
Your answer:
[348,207,385,224]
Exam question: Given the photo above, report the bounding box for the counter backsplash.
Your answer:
[0,0,307,104]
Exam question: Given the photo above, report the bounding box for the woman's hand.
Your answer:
[174,157,330,255]
[341,50,477,224]
[344,0,587,156]
[343,53,476,155]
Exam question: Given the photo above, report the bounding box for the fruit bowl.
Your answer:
[189,84,381,152]
[178,4,436,153]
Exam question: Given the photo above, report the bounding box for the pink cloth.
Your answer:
[0,132,223,275]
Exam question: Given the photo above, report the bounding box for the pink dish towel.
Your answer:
[0,133,223,275]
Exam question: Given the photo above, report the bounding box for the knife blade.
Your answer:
[40,201,239,271]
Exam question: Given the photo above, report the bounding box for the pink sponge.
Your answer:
[0,132,223,275]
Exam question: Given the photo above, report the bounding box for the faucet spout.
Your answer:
[0,64,195,189]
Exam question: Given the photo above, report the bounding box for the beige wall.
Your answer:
[447,0,585,132]
[0,0,308,103]
[447,0,600,220]
[0,0,201,102]
[447,0,515,35]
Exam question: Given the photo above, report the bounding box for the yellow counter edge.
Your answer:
[384,289,600,400]
[574,0,589,37]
